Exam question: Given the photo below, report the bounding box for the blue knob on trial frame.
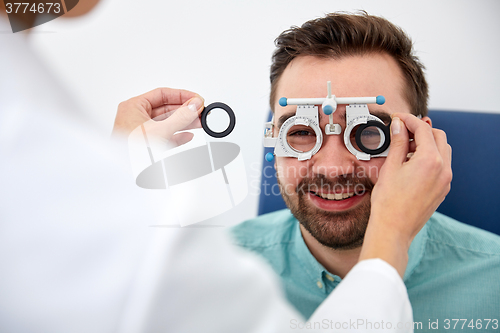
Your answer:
[376,95,385,105]
[265,152,274,162]
[323,104,334,115]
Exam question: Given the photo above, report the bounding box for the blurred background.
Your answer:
[24,0,500,225]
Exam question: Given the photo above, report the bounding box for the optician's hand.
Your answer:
[360,113,452,277]
[112,88,205,145]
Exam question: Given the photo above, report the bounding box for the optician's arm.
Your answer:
[360,114,452,277]
[112,88,415,333]
[126,229,412,333]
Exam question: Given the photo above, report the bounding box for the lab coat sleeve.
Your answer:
[309,259,413,332]
[121,229,413,333]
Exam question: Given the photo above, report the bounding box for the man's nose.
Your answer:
[311,133,358,177]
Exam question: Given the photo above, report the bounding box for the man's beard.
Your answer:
[278,173,374,250]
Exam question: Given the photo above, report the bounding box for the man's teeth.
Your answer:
[316,192,355,201]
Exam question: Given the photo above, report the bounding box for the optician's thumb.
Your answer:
[159,97,204,139]
[385,117,410,167]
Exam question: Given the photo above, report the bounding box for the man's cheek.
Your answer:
[276,159,299,182]
[278,174,300,195]
[276,171,301,199]
[284,182,299,198]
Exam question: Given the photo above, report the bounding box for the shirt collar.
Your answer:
[291,221,340,294]
[291,215,428,285]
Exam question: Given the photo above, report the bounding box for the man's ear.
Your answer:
[421,116,432,127]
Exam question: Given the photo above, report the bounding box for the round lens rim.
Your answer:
[355,120,391,155]
[277,115,323,159]
[201,102,236,138]
[286,124,318,153]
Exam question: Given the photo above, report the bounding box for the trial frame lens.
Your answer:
[354,120,391,155]
[286,124,318,152]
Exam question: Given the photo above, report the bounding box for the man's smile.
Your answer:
[307,190,368,212]
[313,191,357,200]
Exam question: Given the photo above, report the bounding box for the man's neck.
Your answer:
[299,224,361,279]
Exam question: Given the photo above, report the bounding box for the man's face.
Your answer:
[273,53,412,250]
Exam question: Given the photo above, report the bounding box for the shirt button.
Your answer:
[316,281,323,289]
[326,275,335,282]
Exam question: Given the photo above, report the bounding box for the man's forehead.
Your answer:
[276,56,389,93]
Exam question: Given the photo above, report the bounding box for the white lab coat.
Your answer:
[0,17,413,333]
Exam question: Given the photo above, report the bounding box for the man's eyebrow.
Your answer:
[277,112,295,129]
[369,110,392,124]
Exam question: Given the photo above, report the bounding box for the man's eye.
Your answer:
[286,125,317,152]
[361,130,379,137]
[287,125,315,137]
[289,130,314,136]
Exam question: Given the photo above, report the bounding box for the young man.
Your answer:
[231,12,500,329]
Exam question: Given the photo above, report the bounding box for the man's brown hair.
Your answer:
[270,11,428,117]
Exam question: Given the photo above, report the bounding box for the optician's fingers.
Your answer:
[153,112,203,130]
[150,104,185,119]
[432,128,452,167]
[149,93,205,120]
[154,97,205,140]
[432,128,453,196]
[394,113,439,154]
[181,117,202,130]
[384,117,410,167]
[140,87,200,110]
[408,140,417,153]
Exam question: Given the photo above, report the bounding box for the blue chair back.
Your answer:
[258,110,500,235]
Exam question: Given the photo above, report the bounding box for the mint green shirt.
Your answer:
[231,210,500,331]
